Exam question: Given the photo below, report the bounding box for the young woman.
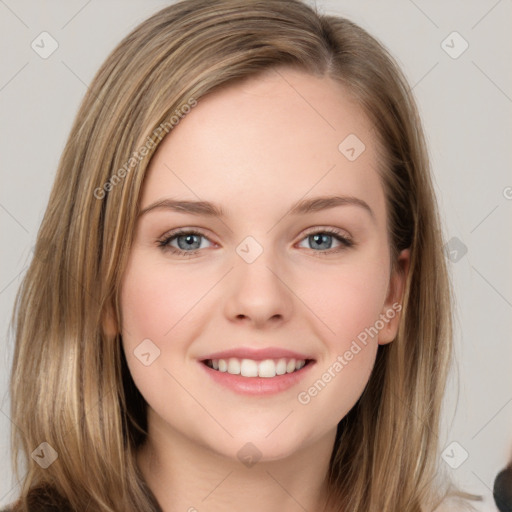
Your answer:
[6,0,481,510]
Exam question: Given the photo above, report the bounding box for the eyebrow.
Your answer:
[138,195,374,221]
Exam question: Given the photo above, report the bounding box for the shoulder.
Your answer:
[2,485,73,512]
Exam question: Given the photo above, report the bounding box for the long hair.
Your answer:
[9,0,477,510]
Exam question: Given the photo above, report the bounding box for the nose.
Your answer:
[223,250,294,329]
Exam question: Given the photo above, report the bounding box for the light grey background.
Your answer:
[1,0,511,509]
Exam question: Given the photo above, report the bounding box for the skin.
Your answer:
[118,66,409,512]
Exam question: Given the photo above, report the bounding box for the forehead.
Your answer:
[140,67,386,224]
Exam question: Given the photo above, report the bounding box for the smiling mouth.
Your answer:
[202,357,314,378]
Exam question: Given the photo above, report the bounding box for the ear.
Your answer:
[102,303,118,338]
[378,248,410,345]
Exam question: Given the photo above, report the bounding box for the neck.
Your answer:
[137,408,338,512]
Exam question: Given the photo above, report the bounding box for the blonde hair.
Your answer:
[8,0,479,510]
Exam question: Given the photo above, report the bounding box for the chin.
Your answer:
[207,429,309,463]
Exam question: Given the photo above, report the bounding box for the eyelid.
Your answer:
[156,228,216,255]
[158,227,214,242]
[157,226,354,256]
[299,225,352,242]
[295,226,354,255]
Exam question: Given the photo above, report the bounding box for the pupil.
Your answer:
[178,234,200,250]
[311,234,331,250]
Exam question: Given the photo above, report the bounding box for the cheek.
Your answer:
[118,254,210,397]
[294,322,381,428]
[119,241,391,441]
[291,254,389,416]
[120,254,212,344]
[296,255,390,350]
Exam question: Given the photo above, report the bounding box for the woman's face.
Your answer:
[119,67,408,461]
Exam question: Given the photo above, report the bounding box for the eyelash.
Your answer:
[156,227,354,257]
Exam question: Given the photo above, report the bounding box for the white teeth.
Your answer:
[276,358,287,375]
[240,359,258,377]
[227,358,241,375]
[258,359,276,378]
[207,357,307,378]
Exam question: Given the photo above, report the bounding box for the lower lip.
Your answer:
[198,360,315,396]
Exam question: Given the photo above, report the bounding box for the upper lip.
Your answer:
[200,347,315,362]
